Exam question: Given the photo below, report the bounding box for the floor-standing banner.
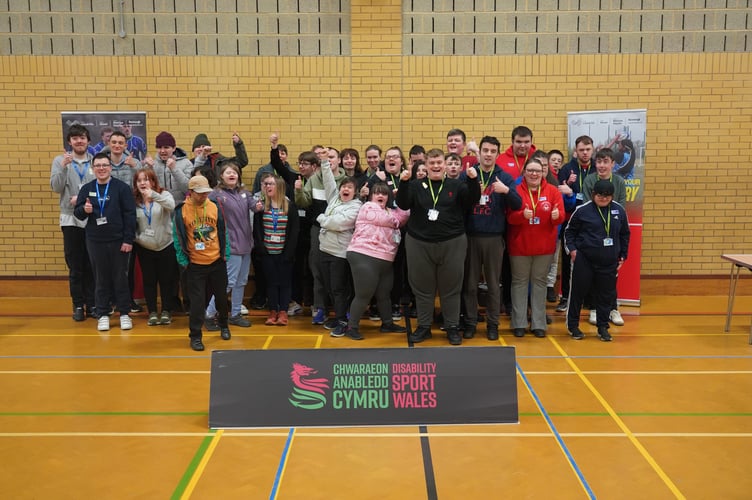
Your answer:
[61,111,148,161]
[567,109,646,305]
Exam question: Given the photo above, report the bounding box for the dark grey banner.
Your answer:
[209,347,518,428]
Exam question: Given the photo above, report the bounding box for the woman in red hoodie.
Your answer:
[506,158,564,339]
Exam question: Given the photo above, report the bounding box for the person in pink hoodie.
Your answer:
[342,183,410,340]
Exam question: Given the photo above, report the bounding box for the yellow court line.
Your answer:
[548,336,687,499]
[179,429,224,499]
[498,336,594,499]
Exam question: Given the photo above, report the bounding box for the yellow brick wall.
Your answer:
[1,3,751,277]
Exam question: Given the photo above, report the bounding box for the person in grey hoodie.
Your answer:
[141,131,194,203]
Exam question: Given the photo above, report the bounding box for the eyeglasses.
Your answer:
[385,154,401,159]
[298,162,311,167]
[526,169,543,174]
[93,164,110,169]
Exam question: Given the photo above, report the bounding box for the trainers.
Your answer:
[367,305,380,321]
[250,297,266,310]
[240,304,249,315]
[447,327,462,346]
[228,314,251,327]
[546,286,557,303]
[391,305,402,321]
[463,323,476,339]
[220,327,231,340]
[330,321,348,337]
[190,337,205,351]
[569,327,585,340]
[147,312,159,326]
[312,308,326,325]
[120,315,133,330]
[380,322,407,333]
[345,327,364,340]
[408,326,432,343]
[609,309,625,326]
[160,311,172,325]
[85,306,99,319]
[265,311,278,326]
[276,311,289,326]
[486,325,499,340]
[513,328,525,338]
[532,329,546,338]
[546,314,553,325]
[323,318,340,330]
[597,327,613,342]
[204,317,220,331]
[130,302,143,313]
[73,307,85,322]
[555,298,568,312]
[589,310,597,325]
[287,301,303,316]
[97,315,110,332]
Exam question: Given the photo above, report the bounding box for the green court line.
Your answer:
[170,429,216,500]
[1,411,750,417]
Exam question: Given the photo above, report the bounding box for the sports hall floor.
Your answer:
[1,278,751,499]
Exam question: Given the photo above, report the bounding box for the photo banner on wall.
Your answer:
[61,111,148,161]
[209,347,519,428]
[567,109,646,305]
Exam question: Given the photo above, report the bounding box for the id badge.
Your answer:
[576,192,584,201]
[529,217,540,225]
[270,234,282,243]
[143,228,155,237]
[393,230,401,244]
[603,238,614,247]
[195,242,205,250]
[427,209,439,221]
[479,195,488,206]
[96,217,108,225]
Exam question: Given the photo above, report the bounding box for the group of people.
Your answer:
[51,124,630,350]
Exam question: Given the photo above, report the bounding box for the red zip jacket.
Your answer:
[495,144,538,179]
[506,178,564,256]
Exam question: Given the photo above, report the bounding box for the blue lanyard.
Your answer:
[72,160,89,183]
[271,208,279,231]
[141,202,153,226]
[96,181,110,216]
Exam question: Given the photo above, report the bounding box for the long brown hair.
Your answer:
[262,173,289,213]
[132,168,164,205]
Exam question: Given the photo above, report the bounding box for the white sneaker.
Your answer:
[240,305,249,315]
[588,309,597,325]
[97,316,110,331]
[609,309,625,326]
[120,314,133,330]
[287,301,303,316]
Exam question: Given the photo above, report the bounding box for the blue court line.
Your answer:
[517,362,595,499]
[269,427,295,500]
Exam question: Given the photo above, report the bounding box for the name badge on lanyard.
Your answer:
[427,209,439,221]
[603,238,613,247]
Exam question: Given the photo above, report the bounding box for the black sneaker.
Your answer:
[391,305,402,321]
[367,305,380,321]
[487,325,499,340]
[512,328,526,338]
[380,322,407,333]
[447,327,462,346]
[228,314,251,327]
[220,327,231,340]
[546,314,553,325]
[546,287,557,303]
[249,297,266,310]
[409,326,432,343]
[190,338,205,351]
[323,318,340,330]
[330,321,348,337]
[72,307,85,322]
[597,327,612,342]
[345,326,364,340]
[555,298,568,313]
[569,327,585,340]
[204,317,220,331]
[463,323,476,339]
[532,329,546,338]
[85,306,99,319]
[130,302,143,313]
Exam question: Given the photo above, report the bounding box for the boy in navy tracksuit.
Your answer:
[564,179,630,341]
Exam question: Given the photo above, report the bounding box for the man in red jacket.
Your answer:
[496,126,538,180]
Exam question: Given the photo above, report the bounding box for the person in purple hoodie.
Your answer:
[342,183,410,340]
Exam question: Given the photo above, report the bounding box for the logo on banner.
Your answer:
[288,363,330,410]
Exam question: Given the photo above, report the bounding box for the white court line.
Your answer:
[1,370,751,375]
[1,431,751,438]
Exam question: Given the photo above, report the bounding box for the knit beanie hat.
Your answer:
[155,131,176,149]
[192,133,211,150]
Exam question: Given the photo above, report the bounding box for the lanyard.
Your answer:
[479,168,492,191]
[526,184,541,214]
[514,153,529,176]
[597,204,611,237]
[141,201,153,226]
[72,160,89,183]
[194,202,207,240]
[271,208,279,231]
[389,173,399,189]
[96,180,110,216]
[577,161,590,191]
[428,178,445,209]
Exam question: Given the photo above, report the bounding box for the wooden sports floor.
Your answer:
[1,280,751,500]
